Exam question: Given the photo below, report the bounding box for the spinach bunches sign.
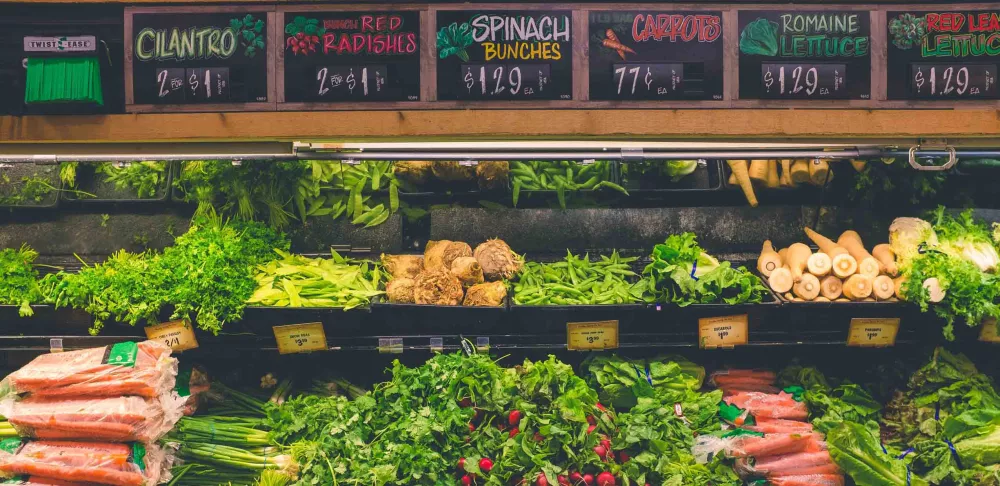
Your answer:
[887,10,1000,100]
[130,10,269,106]
[588,11,724,100]
[282,11,420,103]
[737,11,871,100]
[436,10,573,101]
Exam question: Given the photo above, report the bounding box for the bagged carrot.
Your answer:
[0,395,186,443]
[0,439,170,486]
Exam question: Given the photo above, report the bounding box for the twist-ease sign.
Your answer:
[145,319,199,352]
[567,320,619,351]
[273,322,328,354]
[698,315,748,348]
[847,318,899,347]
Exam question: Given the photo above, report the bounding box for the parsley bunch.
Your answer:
[0,244,47,316]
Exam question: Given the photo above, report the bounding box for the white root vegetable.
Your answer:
[803,227,849,257]
[793,273,821,300]
[769,266,794,294]
[923,278,946,303]
[872,244,898,276]
[820,276,843,300]
[873,275,895,300]
[749,160,769,185]
[790,160,811,184]
[786,243,813,283]
[843,274,874,300]
[807,252,832,277]
[766,161,780,188]
[832,254,859,279]
[894,276,906,299]
[779,160,795,187]
[758,240,783,277]
[837,231,880,277]
[815,296,831,302]
[809,159,831,186]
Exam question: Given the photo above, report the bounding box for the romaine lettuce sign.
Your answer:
[737,11,871,100]
[436,11,573,101]
[887,10,1000,99]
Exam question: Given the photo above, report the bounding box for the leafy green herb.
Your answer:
[0,245,47,316]
[96,161,168,198]
[437,22,474,61]
[231,14,265,58]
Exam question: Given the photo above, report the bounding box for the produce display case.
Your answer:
[60,161,173,203]
[620,159,723,193]
[0,163,62,208]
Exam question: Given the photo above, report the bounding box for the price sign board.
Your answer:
[282,11,420,103]
[888,10,1000,100]
[698,315,748,348]
[145,320,199,352]
[588,11,724,100]
[567,320,619,351]
[436,10,573,101]
[129,9,270,107]
[273,322,328,354]
[847,318,899,347]
[737,11,870,100]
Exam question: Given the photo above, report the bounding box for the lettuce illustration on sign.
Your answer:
[739,18,779,56]
[889,13,928,50]
[230,14,265,58]
[285,16,325,56]
[437,22,473,61]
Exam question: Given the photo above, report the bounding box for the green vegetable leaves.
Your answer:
[248,249,385,309]
[828,421,929,486]
[0,245,46,317]
[513,250,645,306]
[437,22,474,61]
[739,18,779,56]
[642,233,767,306]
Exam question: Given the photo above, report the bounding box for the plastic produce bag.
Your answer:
[1,476,102,485]
[692,432,824,462]
[1,395,185,443]
[0,439,170,486]
[724,391,808,421]
[1,342,176,399]
[734,450,839,477]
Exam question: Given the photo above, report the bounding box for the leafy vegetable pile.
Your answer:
[62,161,169,199]
[511,161,627,209]
[641,233,768,306]
[248,249,385,309]
[0,245,47,317]
[513,251,645,306]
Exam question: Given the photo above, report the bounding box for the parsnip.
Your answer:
[809,159,831,185]
[850,160,867,172]
[757,240,783,277]
[837,231,880,277]
[835,298,850,302]
[832,254,859,278]
[790,160,811,184]
[728,171,737,185]
[779,159,794,187]
[873,275,895,300]
[769,266,794,294]
[766,161,780,188]
[784,292,794,301]
[727,160,758,207]
[820,276,843,300]
[843,274,874,300]
[872,244,898,276]
[793,273,821,300]
[807,252,832,277]
[815,296,831,302]
[778,248,788,263]
[923,278,946,303]
[894,276,906,299]
[749,160,769,185]
[803,227,849,257]
[786,243,812,283]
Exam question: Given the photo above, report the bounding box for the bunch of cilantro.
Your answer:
[46,217,287,334]
[641,232,767,306]
[0,244,48,317]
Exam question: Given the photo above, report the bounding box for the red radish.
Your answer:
[586,415,596,425]
[593,445,608,460]
[596,472,615,486]
[479,458,493,473]
[583,474,594,486]
[569,472,583,484]
[533,433,544,442]
[536,474,549,486]
[461,475,472,486]
[600,439,612,452]
[509,427,520,438]
[311,35,319,42]
[468,423,475,432]
[457,458,466,470]
[596,403,607,412]
[618,451,630,463]
[459,398,472,407]
[557,476,570,486]
[586,424,597,434]
[296,32,304,39]
[509,410,522,426]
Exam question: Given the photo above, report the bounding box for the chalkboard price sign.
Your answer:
[888,11,1000,100]
[131,11,269,106]
[282,11,420,103]
[437,11,573,101]
[911,64,998,99]
[589,11,723,101]
[760,63,847,99]
[737,11,870,100]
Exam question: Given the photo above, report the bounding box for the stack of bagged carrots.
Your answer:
[727,159,867,207]
[757,227,900,303]
[0,340,181,485]
[698,370,844,486]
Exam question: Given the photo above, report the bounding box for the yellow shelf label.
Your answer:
[848,318,899,347]
[979,318,1000,343]
[273,322,328,354]
[567,320,619,351]
[698,315,748,349]
[145,319,199,352]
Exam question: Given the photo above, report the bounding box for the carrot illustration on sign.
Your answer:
[602,29,635,60]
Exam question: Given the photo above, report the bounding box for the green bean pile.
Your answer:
[513,250,646,305]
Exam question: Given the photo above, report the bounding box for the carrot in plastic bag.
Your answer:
[768,474,845,486]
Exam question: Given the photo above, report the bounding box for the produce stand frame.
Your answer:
[61,161,173,204]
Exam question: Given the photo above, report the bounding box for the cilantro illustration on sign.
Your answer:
[889,13,928,50]
[437,22,473,61]
[230,14,265,58]
[285,16,326,56]
[739,18,779,56]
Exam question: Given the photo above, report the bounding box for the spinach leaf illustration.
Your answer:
[437,22,473,61]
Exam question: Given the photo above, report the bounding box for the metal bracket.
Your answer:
[621,147,644,162]
[908,144,957,171]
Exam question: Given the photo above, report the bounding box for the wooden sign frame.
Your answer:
[124,5,278,113]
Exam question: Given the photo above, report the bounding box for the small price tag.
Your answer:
[378,337,404,354]
[273,322,328,354]
[145,320,199,352]
[49,338,63,353]
[698,315,748,349]
[567,320,619,351]
[979,318,1000,343]
[847,318,900,347]
[429,337,444,353]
